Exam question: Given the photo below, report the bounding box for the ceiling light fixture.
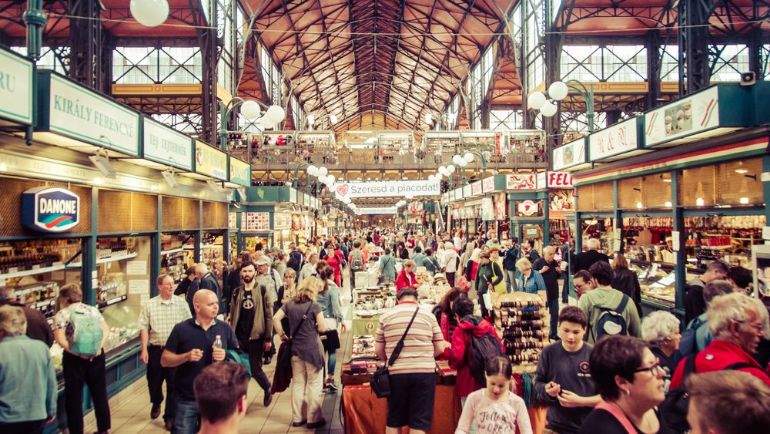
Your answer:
[89,151,116,178]
[161,170,178,188]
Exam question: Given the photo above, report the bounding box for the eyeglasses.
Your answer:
[634,361,665,376]
[736,319,766,334]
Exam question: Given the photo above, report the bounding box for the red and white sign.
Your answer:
[517,200,539,216]
[506,173,537,190]
[547,172,573,188]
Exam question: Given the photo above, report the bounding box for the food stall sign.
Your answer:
[0,47,33,125]
[482,176,496,193]
[589,116,645,162]
[228,157,251,187]
[471,181,483,196]
[22,187,80,233]
[546,172,574,188]
[645,86,719,147]
[506,173,537,190]
[462,185,472,198]
[142,117,193,170]
[194,141,228,180]
[516,200,540,217]
[551,137,589,171]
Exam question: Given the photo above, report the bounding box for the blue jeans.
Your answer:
[174,399,199,434]
[326,350,337,378]
[548,298,559,340]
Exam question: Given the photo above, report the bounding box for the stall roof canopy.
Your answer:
[247,0,515,130]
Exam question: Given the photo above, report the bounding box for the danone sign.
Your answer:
[37,71,140,156]
[143,117,193,170]
[0,48,33,125]
[333,180,440,198]
[21,187,80,233]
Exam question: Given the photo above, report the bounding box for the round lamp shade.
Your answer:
[264,105,286,124]
[240,100,261,120]
[548,81,569,101]
[317,166,328,177]
[130,0,170,27]
[446,165,456,174]
[329,114,338,124]
[540,100,558,117]
[527,91,546,110]
[463,152,475,163]
[306,165,318,176]
[452,154,463,165]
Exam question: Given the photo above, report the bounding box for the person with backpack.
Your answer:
[678,279,734,359]
[578,261,641,344]
[660,292,770,434]
[378,248,397,284]
[441,295,504,403]
[423,248,441,276]
[52,284,111,434]
[286,243,305,278]
[348,241,365,290]
[535,307,600,434]
[578,335,665,434]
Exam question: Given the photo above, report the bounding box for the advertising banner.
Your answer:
[589,116,640,161]
[645,85,719,147]
[143,118,193,170]
[0,48,33,125]
[333,180,440,198]
[506,173,537,190]
[195,141,228,180]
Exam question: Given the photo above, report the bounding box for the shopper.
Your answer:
[464,248,481,286]
[684,260,728,324]
[670,292,770,389]
[423,248,441,275]
[396,241,410,260]
[578,261,641,344]
[727,265,753,294]
[678,279,734,358]
[375,288,447,434]
[138,273,192,430]
[287,243,305,278]
[227,261,275,407]
[162,289,238,434]
[0,287,53,346]
[272,277,328,429]
[348,240,365,289]
[685,370,770,434]
[522,239,540,265]
[281,268,298,304]
[515,257,546,294]
[0,305,57,434]
[440,241,461,286]
[435,287,464,340]
[572,238,609,274]
[611,252,643,315]
[455,356,533,434]
[325,243,343,287]
[641,310,682,377]
[503,238,520,292]
[578,335,665,434]
[176,265,200,314]
[316,266,344,392]
[223,252,252,313]
[52,284,111,434]
[196,263,223,312]
[572,270,595,299]
[299,253,319,284]
[443,295,504,401]
[411,246,427,268]
[535,307,599,434]
[395,260,419,293]
[255,256,279,306]
[194,362,250,434]
[533,246,562,340]
[476,252,505,318]
[378,248,397,284]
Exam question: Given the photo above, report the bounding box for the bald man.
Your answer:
[572,238,610,275]
[161,290,239,434]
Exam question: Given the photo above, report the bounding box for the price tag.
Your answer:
[8,267,18,274]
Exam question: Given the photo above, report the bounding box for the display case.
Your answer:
[160,232,196,286]
[0,239,83,324]
[201,231,225,267]
[629,260,677,309]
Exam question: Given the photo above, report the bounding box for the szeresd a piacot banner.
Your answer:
[333,180,440,198]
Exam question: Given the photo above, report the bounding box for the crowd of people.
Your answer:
[1,227,770,434]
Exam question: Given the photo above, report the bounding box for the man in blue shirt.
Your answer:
[162,290,239,434]
[0,305,57,434]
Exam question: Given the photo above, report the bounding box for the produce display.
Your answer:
[494,292,549,371]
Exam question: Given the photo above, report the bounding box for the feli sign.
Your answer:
[21,187,81,233]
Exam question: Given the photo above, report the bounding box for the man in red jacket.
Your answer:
[670,292,770,389]
[441,295,504,402]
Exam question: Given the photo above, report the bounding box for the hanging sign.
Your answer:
[506,173,537,190]
[43,72,140,156]
[481,197,495,221]
[21,187,80,233]
[645,85,719,147]
[482,176,496,193]
[0,48,33,125]
[471,181,483,196]
[589,116,642,161]
[143,117,193,170]
[229,157,251,186]
[552,137,588,171]
[195,141,228,180]
[462,185,472,198]
[516,200,540,217]
[550,190,575,211]
[546,172,574,188]
[333,180,440,198]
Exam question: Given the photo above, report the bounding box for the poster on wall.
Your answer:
[516,200,541,217]
[242,212,270,231]
[506,173,537,190]
[493,193,507,221]
[481,197,495,221]
[550,190,575,211]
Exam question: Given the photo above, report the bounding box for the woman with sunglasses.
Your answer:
[578,335,666,434]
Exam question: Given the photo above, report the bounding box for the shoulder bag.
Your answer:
[270,302,314,394]
[371,307,420,398]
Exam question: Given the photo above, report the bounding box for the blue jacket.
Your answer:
[379,254,397,282]
[516,270,547,294]
[316,280,343,323]
[0,335,57,423]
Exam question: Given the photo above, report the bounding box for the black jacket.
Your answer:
[503,247,519,270]
[612,268,643,315]
[572,249,610,274]
[533,258,560,302]
[475,262,504,294]
[684,280,706,325]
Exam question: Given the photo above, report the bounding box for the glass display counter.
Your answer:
[201,231,225,267]
[629,260,676,309]
[160,232,196,286]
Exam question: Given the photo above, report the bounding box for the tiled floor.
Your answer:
[84,279,354,434]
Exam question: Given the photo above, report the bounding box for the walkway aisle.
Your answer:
[83,268,354,434]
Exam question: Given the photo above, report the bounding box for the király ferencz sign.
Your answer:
[21,187,81,233]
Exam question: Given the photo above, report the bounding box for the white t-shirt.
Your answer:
[440,249,460,273]
[455,388,533,434]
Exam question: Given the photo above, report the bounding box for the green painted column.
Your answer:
[672,170,686,318]
[764,154,770,240]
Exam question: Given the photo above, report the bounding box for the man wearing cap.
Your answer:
[227,260,275,407]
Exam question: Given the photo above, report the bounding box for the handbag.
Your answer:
[370,307,420,398]
[270,302,314,394]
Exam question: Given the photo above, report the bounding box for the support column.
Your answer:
[748,28,765,80]
[68,0,103,90]
[678,0,714,95]
[198,1,219,144]
[543,31,562,158]
[605,109,623,126]
[671,170,686,318]
[645,30,661,110]
[99,33,115,96]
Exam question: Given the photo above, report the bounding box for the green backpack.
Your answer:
[69,308,103,357]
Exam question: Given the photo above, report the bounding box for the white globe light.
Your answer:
[424,113,433,125]
[306,114,316,126]
[527,91,547,110]
[437,166,446,177]
[452,154,463,165]
[464,152,475,163]
[239,100,261,120]
[548,81,569,101]
[264,105,286,125]
[317,166,328,177]
[318,174,327,184]
[540,100,558,117]
[446,165,456,174]
[130,0,169,27]
[326,175,336,185]
[306,165,318,176]
[329,114,338,124]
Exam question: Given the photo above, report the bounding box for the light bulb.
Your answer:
[636,201,643,209]
[739,197,749,205]
[664,201,672,208]
[696,197,705,207]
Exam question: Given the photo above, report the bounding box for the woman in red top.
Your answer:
[442,295,504,400]
[325,243,343,287]
[464,248,481,285]
[395,260,418,293]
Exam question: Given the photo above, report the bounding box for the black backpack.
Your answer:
[592,294,630,341]
[467,330,503,386]
[659,353,752,434]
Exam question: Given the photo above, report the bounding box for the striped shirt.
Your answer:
[375,302,443,374]
[138,294,192,346]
